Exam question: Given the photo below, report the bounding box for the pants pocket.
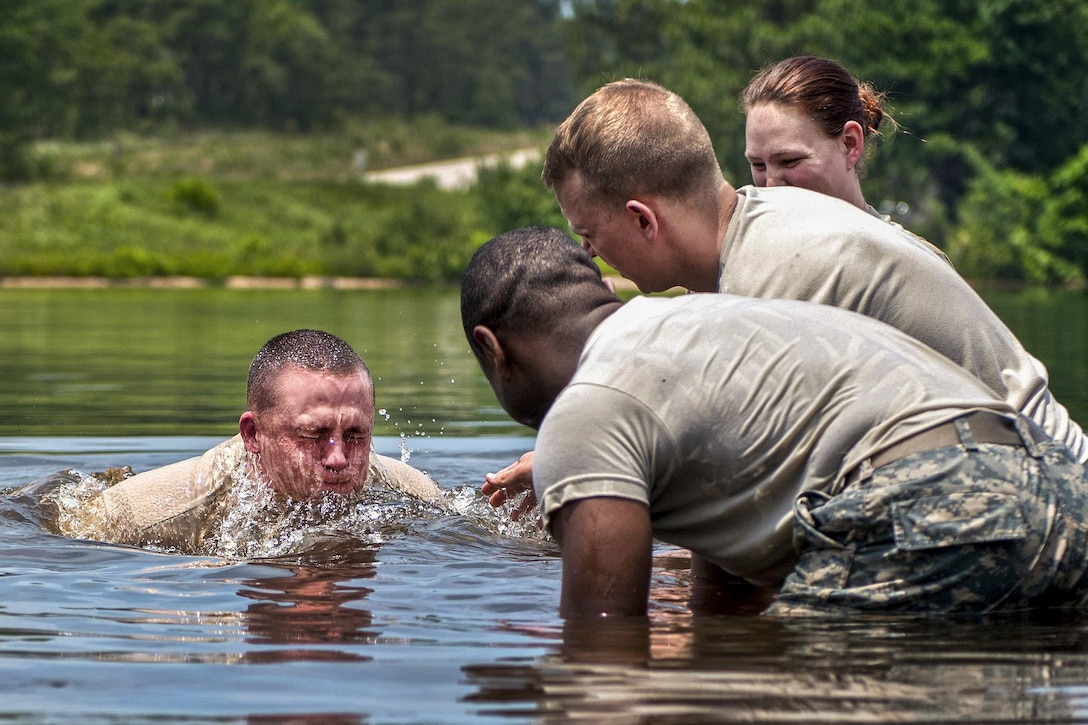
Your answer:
[891,491,1026,551]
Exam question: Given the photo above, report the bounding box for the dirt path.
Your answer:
[362,147,543,190]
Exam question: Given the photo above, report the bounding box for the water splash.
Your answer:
[200,467,455,559]
[444,485,549,542]
[43,467,119,536]
[38,464,547,561]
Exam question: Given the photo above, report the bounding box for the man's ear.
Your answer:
[625,199,659,239]
[239,411,260,453]
[842,120,865,170]
[473,325,512,380]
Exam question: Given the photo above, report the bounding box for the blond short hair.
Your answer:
[542,79,722,205]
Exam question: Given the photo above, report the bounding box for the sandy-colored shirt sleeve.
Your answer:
[369,451,445,505]
[61,436,244,549]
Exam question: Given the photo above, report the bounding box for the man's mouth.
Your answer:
[320,476,355,488]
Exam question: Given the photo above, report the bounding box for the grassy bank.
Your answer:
[0,120,561,282]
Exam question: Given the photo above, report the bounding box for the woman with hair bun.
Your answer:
[741,56,922,234]
[742,55,890,207]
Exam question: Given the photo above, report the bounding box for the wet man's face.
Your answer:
[241,367,375,501]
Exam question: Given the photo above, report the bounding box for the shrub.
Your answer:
[472,158,565,234]
[168,177,220,216]
[99,245,167,277]
[1039,144,1088,281]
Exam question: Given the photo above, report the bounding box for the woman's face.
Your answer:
[745,102,862,206]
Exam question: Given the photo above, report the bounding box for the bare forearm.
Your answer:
[552,497,653,618]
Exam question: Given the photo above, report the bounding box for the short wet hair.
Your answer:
[741,56,895,174]
[246,329,372,412]
[461,226,607,357]
[542,78,723,206]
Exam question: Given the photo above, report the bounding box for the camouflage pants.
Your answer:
[769,417,1088,616]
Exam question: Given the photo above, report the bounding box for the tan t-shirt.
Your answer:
[62,435,445,549]
[718,185,1086,462]
[534,294,1015,586]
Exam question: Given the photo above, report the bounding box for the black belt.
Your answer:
[843,411,1025,486]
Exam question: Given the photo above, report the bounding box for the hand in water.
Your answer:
[482,450,538,521]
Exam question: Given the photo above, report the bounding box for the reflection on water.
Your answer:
[983,285,1088,427]
[238,556,381,661]
[8,437,1088,722]
[1,286,1088,721]
[467,612,1088,723]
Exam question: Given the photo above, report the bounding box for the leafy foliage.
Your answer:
[948,162,1066,284]
[473,159,566,234]
[1,0,1087,282]
[561,0,1088,283]
[1039,145,1088,280]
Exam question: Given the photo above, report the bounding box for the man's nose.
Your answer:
[323,438,348,470]
[581,239,598,258]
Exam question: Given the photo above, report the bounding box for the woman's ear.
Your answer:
[842,120,865,170]
[239,411,260,453]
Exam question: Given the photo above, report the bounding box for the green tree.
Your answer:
[156,0,339,129]
[947,150,1081,285]
[0,0,88,178]
[1039,145,1088,281]
[69,14,188,137]
[359,0,574,126]
[975,0,1088,173]
[299,0,387,117]
[238,0,335,129]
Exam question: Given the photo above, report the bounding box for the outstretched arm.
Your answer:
[550,496,653,618]
[481,450,538,521]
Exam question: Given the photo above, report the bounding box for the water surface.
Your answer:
[2,285,1088,723]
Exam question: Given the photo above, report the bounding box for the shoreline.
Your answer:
[0,275,414,290]
[0,275,1033,293]
[0,273,644,291]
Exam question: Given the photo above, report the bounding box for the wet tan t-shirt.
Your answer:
[534,294,1015,586]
